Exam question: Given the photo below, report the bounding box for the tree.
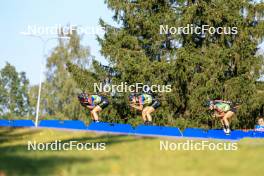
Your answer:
[175,0,264,128]
[30,29,92,121]
[102,0,264,128]
[0,62,31,118]
[68,0,264,128]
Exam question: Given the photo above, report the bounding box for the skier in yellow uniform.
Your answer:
[78,93,109,122]
[129,93,160,125]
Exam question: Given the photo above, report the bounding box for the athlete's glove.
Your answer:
[80,102,89,107]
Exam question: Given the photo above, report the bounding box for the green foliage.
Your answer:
[29,30,92,120]
[67,0,264,128]
[0,62,31,118]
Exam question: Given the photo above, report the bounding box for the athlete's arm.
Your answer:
[86,105,95,110]
[80,102,94,110]
[130,103,143,111]
[213,112,224,118]
[137,96,144,110]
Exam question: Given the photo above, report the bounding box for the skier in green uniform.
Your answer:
[209,99,237,135]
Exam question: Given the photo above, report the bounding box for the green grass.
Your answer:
[0,127,263,176]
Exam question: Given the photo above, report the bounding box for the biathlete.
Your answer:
[209,99,237,135]
[78,93,109,122]
[129,93,161,125]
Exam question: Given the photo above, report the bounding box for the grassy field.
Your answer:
[0,127,263,176]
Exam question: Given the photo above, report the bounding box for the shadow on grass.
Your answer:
[0,154,94,176]
[0,127,42,143]
[58,133,142,146]
[0,127,151,176]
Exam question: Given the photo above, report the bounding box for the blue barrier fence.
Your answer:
[182,128,208,138]
[134,125,182,137]
[88,122,134,134]
[0,119,35,127]
[39,120,86,129]
[0,119,264,140]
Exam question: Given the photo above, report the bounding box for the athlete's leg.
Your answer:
[223,111,234,126]
[90,111,95,120]
[220,118,226,132]
[146,100,160,123]
[145,106,155,122]
[142,107,148,122]
[215,112,227,132]
[91,106,102,121]
[222,111,234,134]
[220,119,224,126]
